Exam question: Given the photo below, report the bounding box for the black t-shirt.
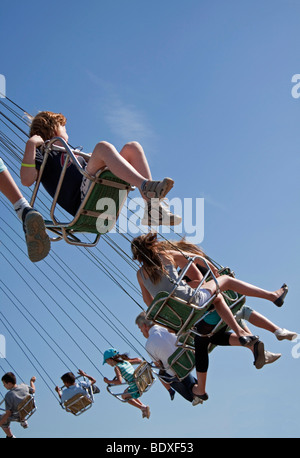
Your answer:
[35,148,87,216]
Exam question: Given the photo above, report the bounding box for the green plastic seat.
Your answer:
[146,291,216,335]
[30,137,133,247]
[167,348,196,381]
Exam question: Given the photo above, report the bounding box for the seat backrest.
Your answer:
[17,395,36,421]
[167,348,195,381]
[66,170,131,235]
[134,362,155,395]
[146,291,213,334]
[63,393,93,415]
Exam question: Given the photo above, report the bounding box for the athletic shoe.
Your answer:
[141,178,174,200]
[22,208,50,262]
[264,351,281,365]
[141,199,182,226]
[142,405,151,419]
[275,328,298,341]
[20,420,28,429]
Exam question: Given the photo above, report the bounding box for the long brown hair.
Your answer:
[131,232,173,284]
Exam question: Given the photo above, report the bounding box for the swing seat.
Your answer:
[17,394,36,422]
[134,361,155,395]
[106,361,155,402]
[176,284,246,352]
[30,137,133,247]
[63,392,93,416]
[146,291,216,335]
[166,347,196,381]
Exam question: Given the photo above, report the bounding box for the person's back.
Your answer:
[61,380,91,404]
[5,383,33,420]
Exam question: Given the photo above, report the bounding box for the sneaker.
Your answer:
[253,341,265,369]
[141,199,182,226]
[264,350,281,365]
[6,435,16,438]
[22,208,51,262]
[192,393,208,406]
[142,405,151,419]
[275,328,298,341]
[141,178,174,200]
[20,420,28,429]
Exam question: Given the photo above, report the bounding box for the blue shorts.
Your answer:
[0,157,7,174]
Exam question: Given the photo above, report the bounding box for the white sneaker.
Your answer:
[141,199,182,226]
[264,351,281,365]
[274,328,298,341]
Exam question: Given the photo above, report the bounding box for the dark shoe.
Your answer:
[192,392,209,406]
[239,335,259,347]
[253,341,265,369]
[273,284,288,307]
[22,208,51,262]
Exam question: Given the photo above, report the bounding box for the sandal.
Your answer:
[273,284,288,307]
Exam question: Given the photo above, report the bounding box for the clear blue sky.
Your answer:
[1,0,300,438]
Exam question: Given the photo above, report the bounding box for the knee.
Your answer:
[125,141,142,149]
[95,140,114,151]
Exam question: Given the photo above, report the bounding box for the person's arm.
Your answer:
[171,250,219,285]
[29,376,36,394]
[78,369,96,386]
[20,135,44,186]
[137,270,153,306]
[103,367,123,385]
[55,386,62,399]
[127,357,142,365]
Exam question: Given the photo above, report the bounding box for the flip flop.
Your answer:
[273,284,288,307]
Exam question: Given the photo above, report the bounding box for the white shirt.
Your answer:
[145,325,178,376]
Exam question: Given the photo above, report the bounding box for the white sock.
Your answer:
[13,198,31,220]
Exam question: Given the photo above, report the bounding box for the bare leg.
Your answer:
[213,295,251,338]
[1,425,13,437]
[248,310,278,333]
[204,275,285,303]
[86,141,150,188]
[0,169,23,204]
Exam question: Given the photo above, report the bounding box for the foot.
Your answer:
[141,199,182,226]
[274,328,297,341]
[141,177,174,200]
[253,340,265,369]
[22,208,51,262]
[192,392,209,406]
[169,388,176,401]
[20,420,28,429]
[142,405,151,419]
[264,350,281,365]
[273,284,288,307]
[239,335,259,347]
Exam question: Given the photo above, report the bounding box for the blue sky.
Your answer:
[0,0,300,438]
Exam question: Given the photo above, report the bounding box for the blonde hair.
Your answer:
[29,111,67,141]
